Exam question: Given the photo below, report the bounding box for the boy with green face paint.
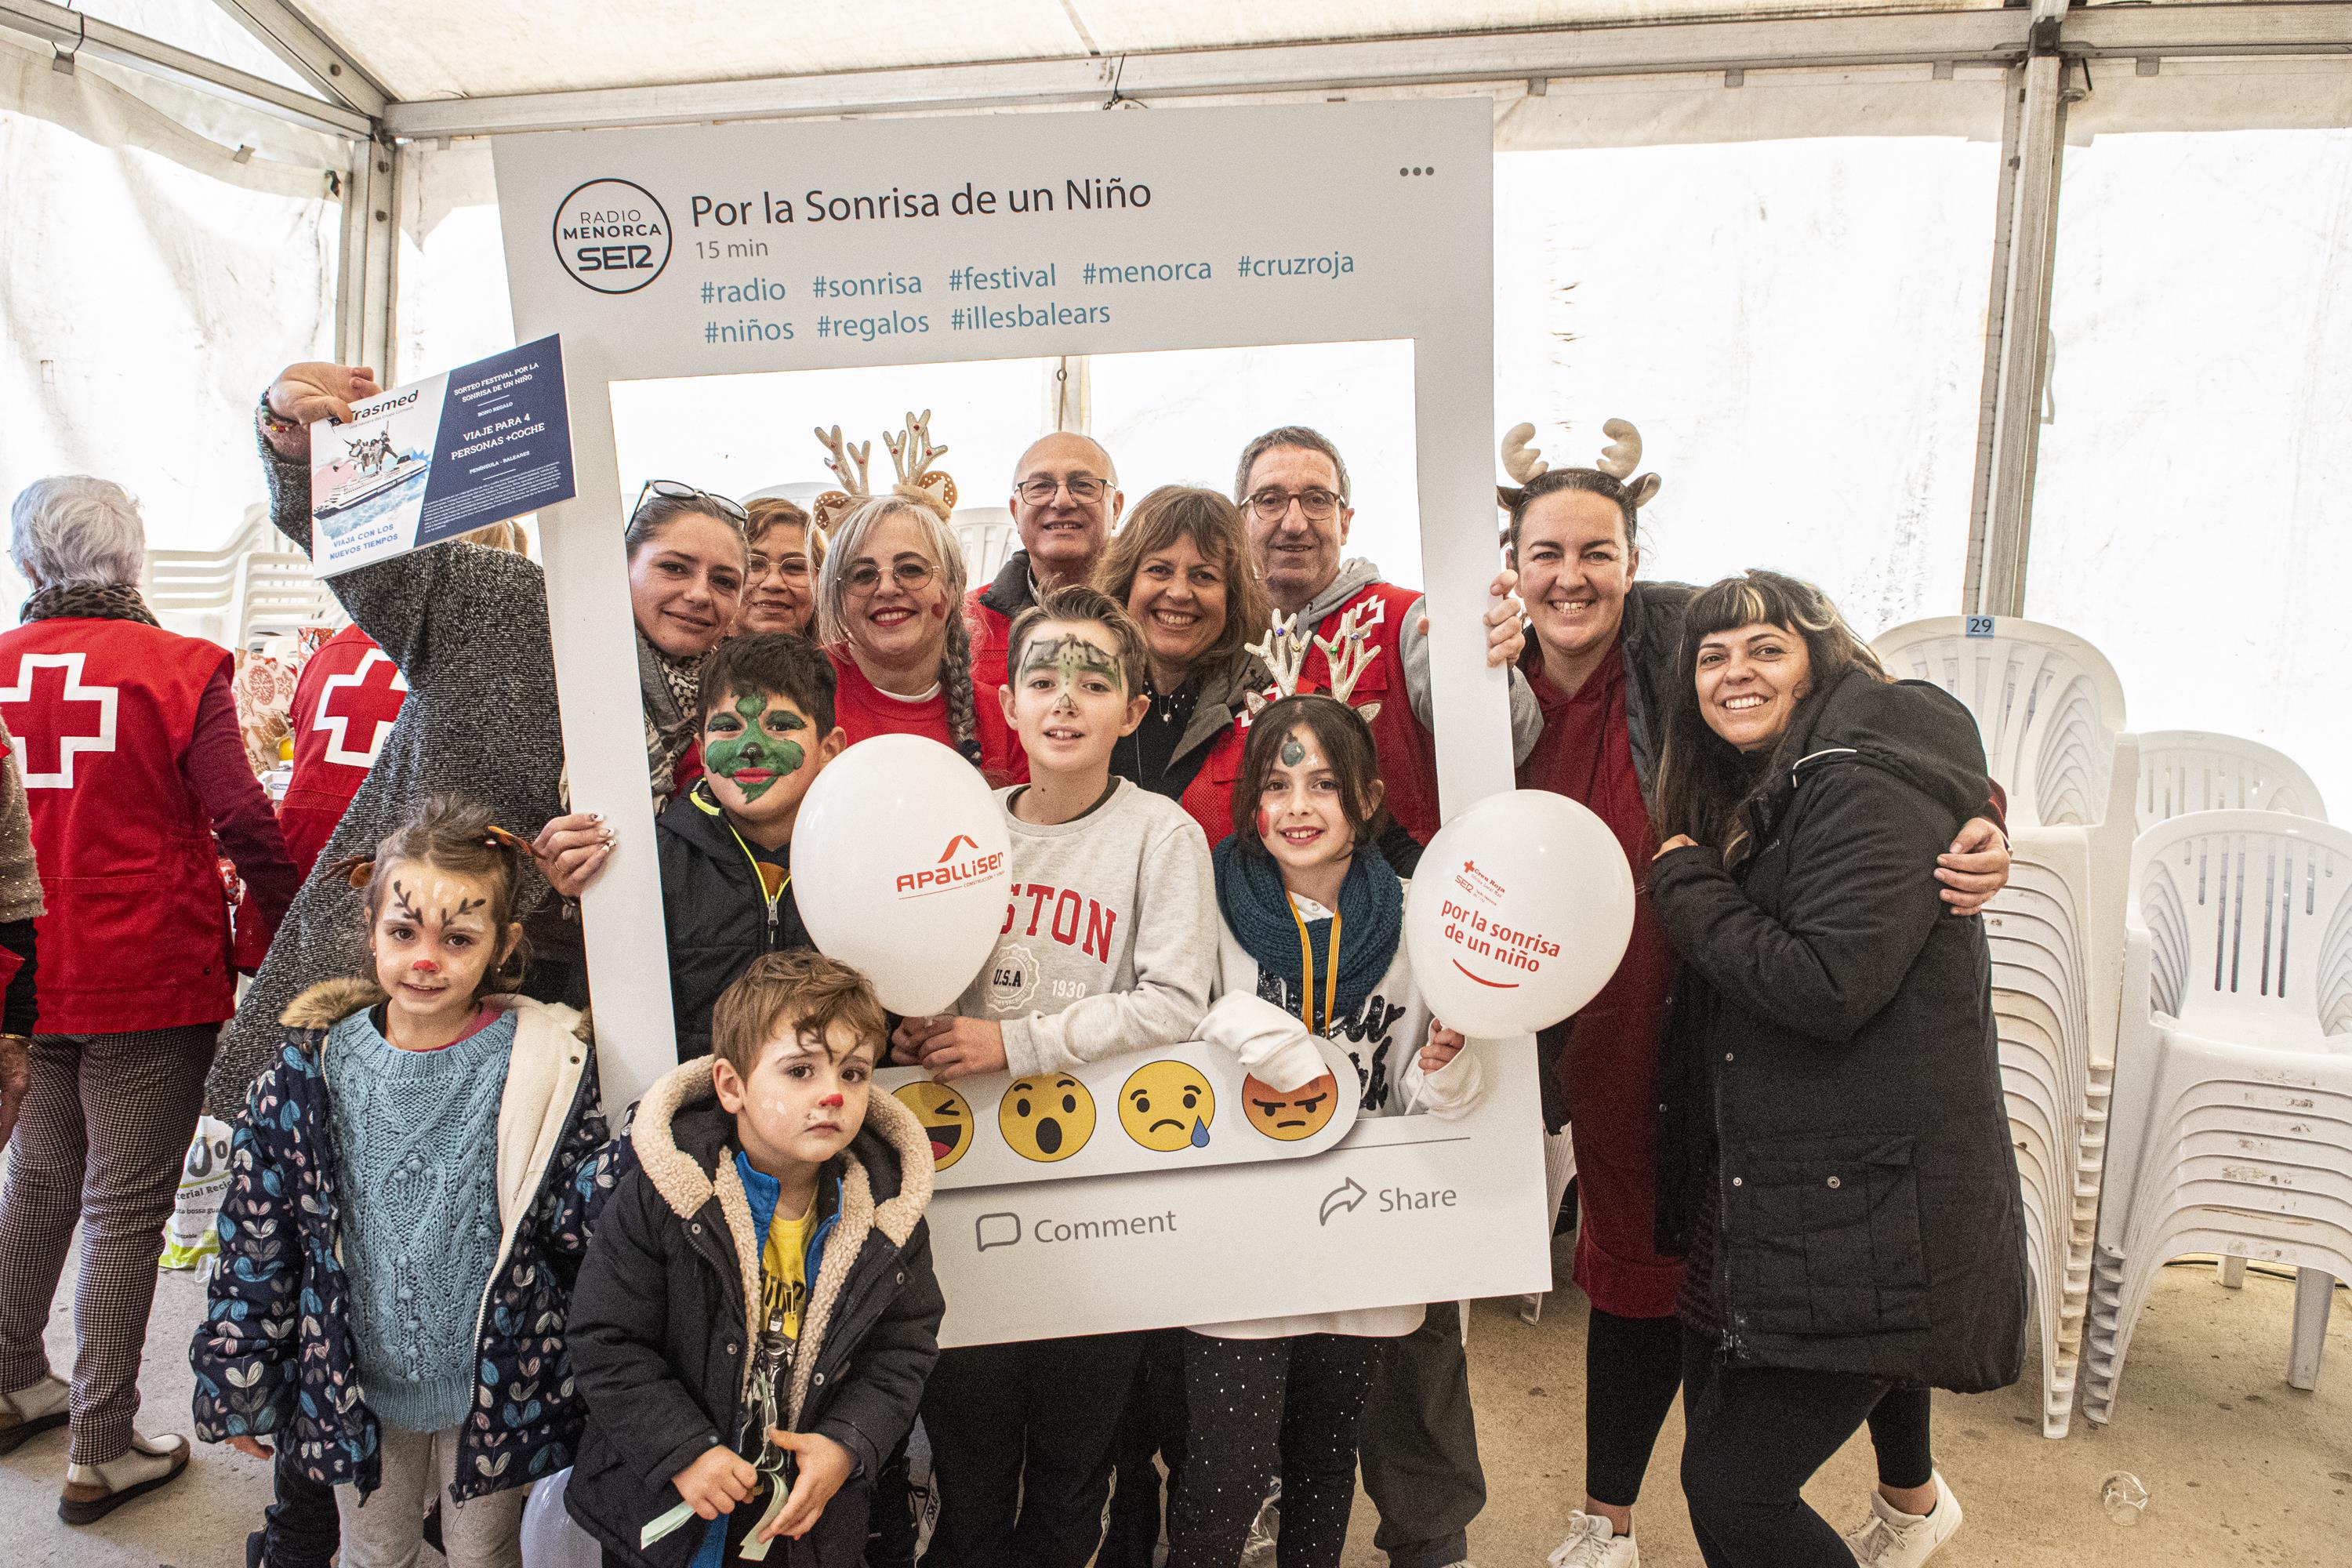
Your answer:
[543,633,847,1063]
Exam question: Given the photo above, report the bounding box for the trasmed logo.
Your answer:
[551,178,671,293]
[895,833,1005,898]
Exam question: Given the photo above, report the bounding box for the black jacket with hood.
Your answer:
[1648,669,2027,1393]
[564,1058,942,1568]
[657,781,814,1062]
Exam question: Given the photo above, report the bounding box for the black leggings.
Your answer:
[1168,1330,1381,1568]
[1584,1309,1935,1509]
[1679,1330,1923,1568]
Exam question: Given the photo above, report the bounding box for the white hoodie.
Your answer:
[1190,883,1482,1339]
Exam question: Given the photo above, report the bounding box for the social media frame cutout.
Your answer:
[895,1080,974,1171]
[1242,1070,1341,1142]
[999,1073,1096,1162]
[1118,1060,1216,1152]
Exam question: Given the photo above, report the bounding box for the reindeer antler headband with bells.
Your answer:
[810,410,960,535]
[1495,418,1663,519]
[1242,605,1385,728]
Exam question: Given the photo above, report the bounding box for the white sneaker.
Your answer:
[0,1374,69,1454]
[59,1429,189,1525]
[1844,1471,1963,1568]
[1548,1511,1639,1567]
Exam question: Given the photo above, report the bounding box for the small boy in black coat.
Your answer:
[535,633,847,1060]
[565,950,944,1568]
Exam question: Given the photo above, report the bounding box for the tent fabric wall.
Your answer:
[2028,64,2352,817]
[0,32,340,606]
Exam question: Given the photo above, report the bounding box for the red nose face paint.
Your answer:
[411,959,439,972]
[819,1092,844,1108]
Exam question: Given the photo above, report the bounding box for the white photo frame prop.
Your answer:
[493,100,1548,1343]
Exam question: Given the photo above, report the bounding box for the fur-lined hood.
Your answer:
[626,1056,933,1428]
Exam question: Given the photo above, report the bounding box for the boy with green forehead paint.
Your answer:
[543,633,847,1062]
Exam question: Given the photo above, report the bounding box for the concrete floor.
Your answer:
[3,1229,2347,1566]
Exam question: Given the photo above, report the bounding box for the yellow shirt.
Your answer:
[760,1200,813,1342]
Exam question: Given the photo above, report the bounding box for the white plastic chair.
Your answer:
[953,507,1018,586]
[1517,1127,1578,1324]
[2136,730,2327,833]
[145,503,338,647]
[1872,615,2136,1435]
[2083,810,2352,1424]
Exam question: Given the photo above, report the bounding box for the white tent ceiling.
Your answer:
[258,1,2003,102]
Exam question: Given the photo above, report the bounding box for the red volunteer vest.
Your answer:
[1276,581,1441,843]
[279,625,408,880]
[0,617,237,1032]
[1179,717,1250,848]
[965,587,1013,704]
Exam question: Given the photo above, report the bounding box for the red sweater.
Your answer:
[827,647,1025,787]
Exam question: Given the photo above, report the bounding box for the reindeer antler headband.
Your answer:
[811,410,959,535]
[1495,419,1662,515]
[1242,604,1385,726]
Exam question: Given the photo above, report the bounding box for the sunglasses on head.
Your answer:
[632,478,749,528]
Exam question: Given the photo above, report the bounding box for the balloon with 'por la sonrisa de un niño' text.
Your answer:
[789,733,1012,1015]
[1403,789,1635,1038]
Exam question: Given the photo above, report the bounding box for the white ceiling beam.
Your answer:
[379,5,2352,142]
[0,0,370,138]
[382,11,2031,138]
[209,0,389,116]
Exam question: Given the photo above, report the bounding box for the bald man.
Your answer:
[968,432,1124,699]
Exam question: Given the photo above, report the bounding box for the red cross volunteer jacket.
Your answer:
[280,625,408,880]
[0,616,245,1032]
[1286,579,1440,844]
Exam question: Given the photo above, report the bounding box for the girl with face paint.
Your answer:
[192,796,614,1568]
[1161,694,1485,1568]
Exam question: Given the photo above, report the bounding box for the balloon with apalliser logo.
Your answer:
[1402,789,1634,1039]
[789,734,1012,1014]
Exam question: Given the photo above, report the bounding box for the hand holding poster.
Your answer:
[310,335,576,575]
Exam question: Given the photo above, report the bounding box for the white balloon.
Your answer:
[790,734,1013,1014]
[1403,789,1635,1038]
[519,1468,601,1568]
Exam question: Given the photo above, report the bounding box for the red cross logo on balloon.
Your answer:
[0,652,120,789]
[314,649,408,768]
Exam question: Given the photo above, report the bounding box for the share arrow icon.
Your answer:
[1319,1177,1367,1226]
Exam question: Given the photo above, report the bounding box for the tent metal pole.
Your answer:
[1968,0,2071,619]
[333,143,398,382]
[208,0,389,117]
[0,0,371,138]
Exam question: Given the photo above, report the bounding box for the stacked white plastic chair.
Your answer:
[145,503,338,646]
[953,507,1018,586]
[1872,616,2136,1436]
[2083,811,2352,1422]
[2136,731,2328,831]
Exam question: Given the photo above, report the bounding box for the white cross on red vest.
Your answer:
[314,648,408,768]
[0,652,120,789]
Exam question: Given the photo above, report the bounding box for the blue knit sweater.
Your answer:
[324,1007,514,1433]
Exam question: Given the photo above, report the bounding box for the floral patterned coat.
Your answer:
[188,978,619,1500]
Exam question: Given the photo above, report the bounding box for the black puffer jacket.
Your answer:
[1649,669,2026,1393]
[565,1058,942,1567]
[658,781,813,1061]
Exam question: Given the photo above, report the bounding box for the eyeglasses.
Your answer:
[842,560,938,598]
[631,478,749,528]
[746,550,811,581]
[1014,475,1108,504]
[1247,487,1344,523]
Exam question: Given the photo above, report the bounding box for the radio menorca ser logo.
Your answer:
[552,178,671,293]
[898,833,1004,898]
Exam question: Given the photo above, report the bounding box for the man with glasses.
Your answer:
[969,433,1126,699]
[1234,424,1540,856]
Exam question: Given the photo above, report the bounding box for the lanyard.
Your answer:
[1287,895,1341,1036]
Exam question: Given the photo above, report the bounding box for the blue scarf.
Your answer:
[1214,834,1403,1035]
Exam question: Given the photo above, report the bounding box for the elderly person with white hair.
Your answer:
[0,475,297,1524]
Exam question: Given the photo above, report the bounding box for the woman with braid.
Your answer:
[806,418,1021,783]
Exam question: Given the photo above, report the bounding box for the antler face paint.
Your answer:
[1018,633,1123,710]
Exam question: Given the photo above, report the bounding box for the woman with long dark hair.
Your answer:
[1644,570,2026,1568]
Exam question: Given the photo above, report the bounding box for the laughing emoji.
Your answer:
[998,1073,1096,1162]
[893,1080,973,1171]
